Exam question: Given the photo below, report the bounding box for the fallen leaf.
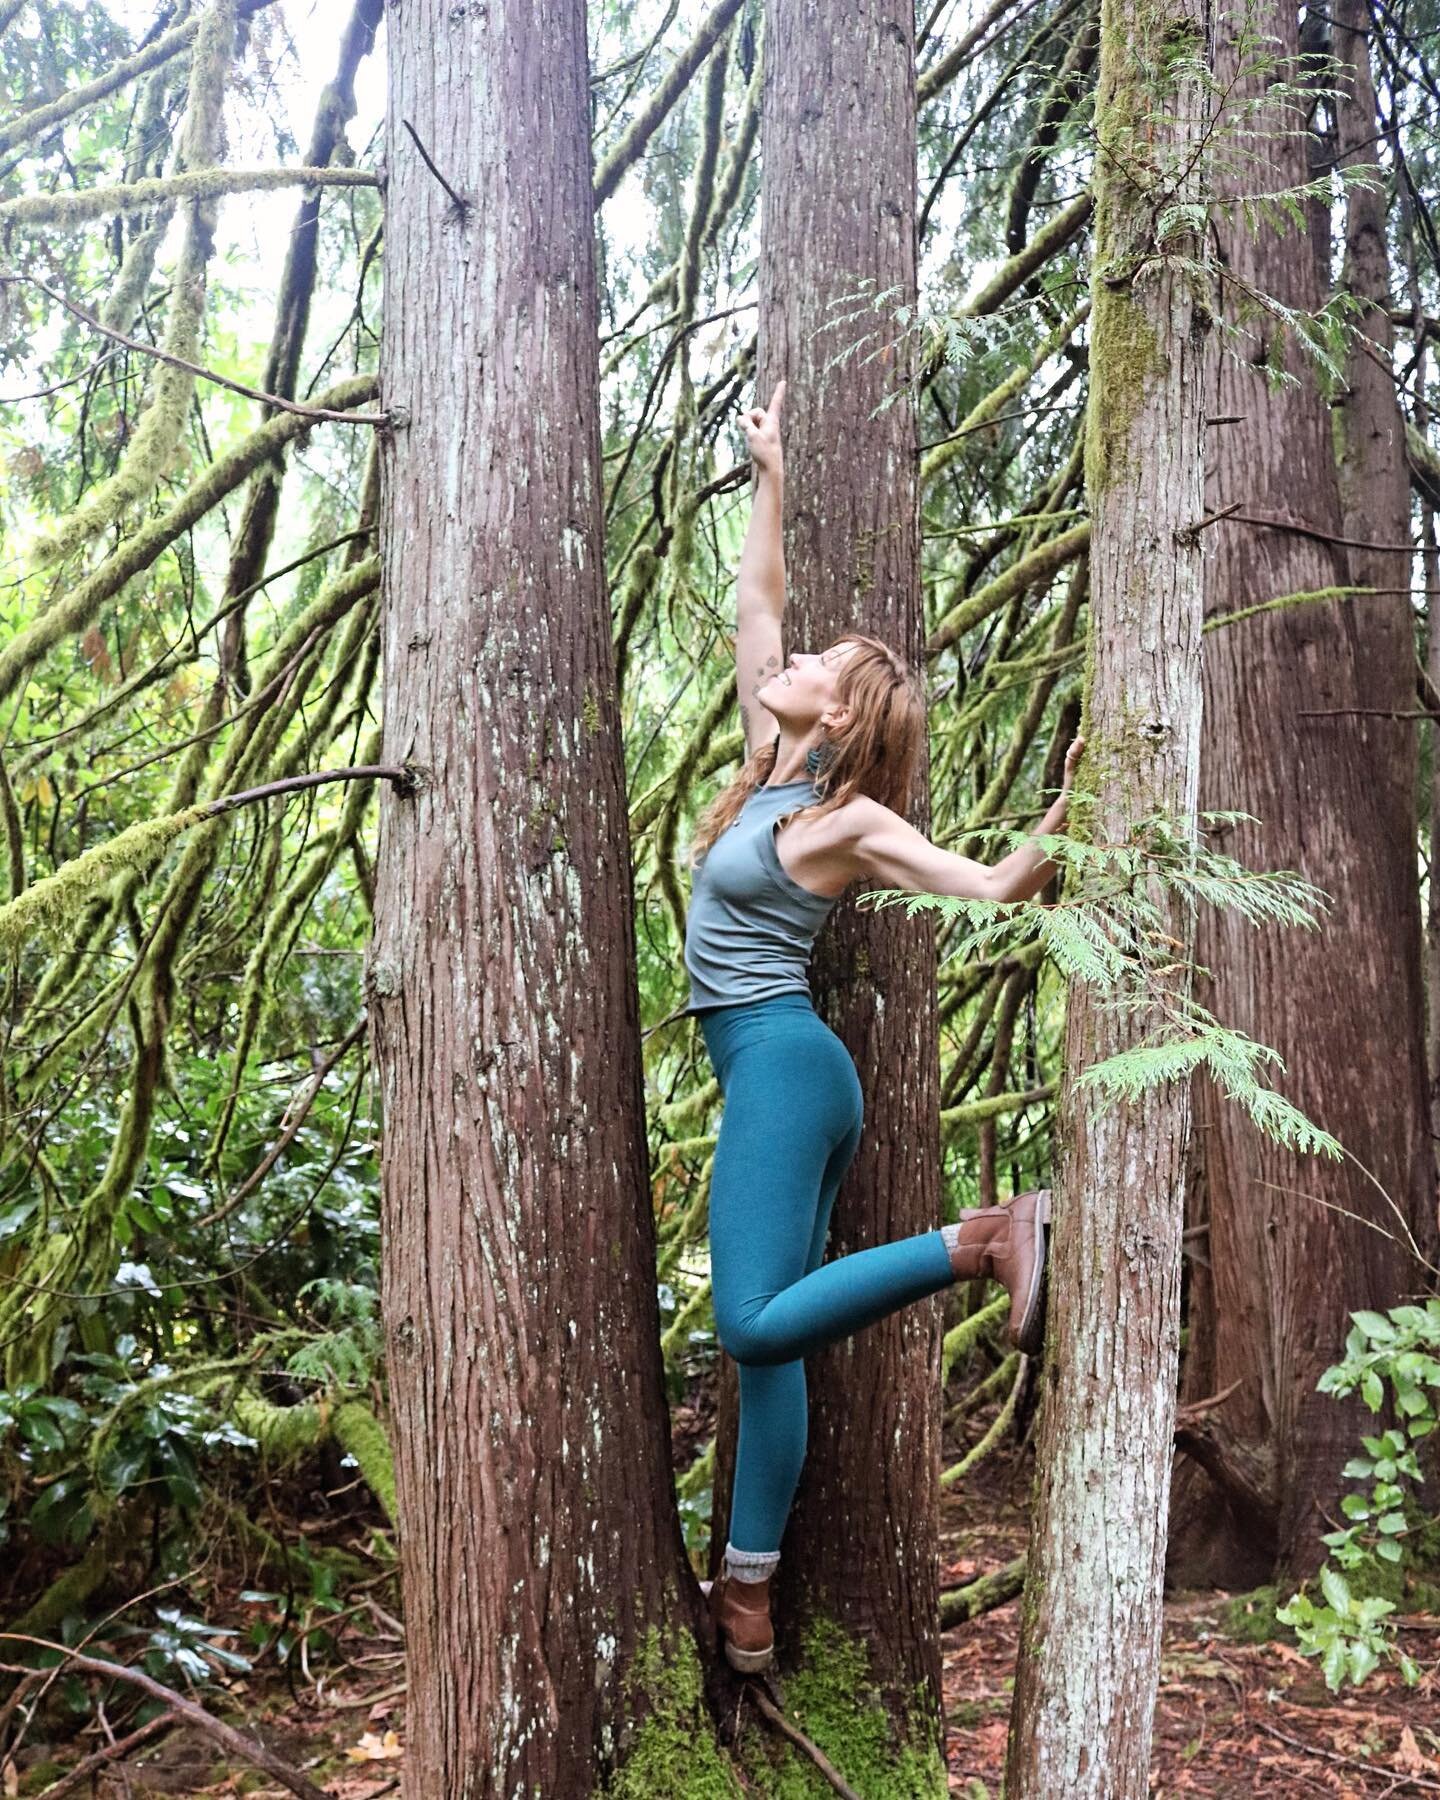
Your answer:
[1396,1725,1432,1775]
[346,1729,403,1762]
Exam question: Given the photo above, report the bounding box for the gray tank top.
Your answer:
[684,776,843,1014]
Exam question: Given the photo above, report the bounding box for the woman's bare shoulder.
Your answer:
[812,793,887,866]
[825,792,889,837]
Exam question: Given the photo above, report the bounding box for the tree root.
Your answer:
[745,1674,864,1800]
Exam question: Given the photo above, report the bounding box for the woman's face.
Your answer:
[756,639,860,726]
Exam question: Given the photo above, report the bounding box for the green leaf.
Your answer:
[1361,1370,1384,1411]
[96,1440,151,1496]
[1376,1513,1407,1534]
[1319,1565,1352,1615]
[21,1412,66,1454]
[1351,1310,1396,1342]
[1375,1537,1404,1563]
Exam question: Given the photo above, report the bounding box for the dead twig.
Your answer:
[400,118,468,216]
[1173,1376,1243,1423]
[360,1595,405,1639]
[1253,1715,1440,1794]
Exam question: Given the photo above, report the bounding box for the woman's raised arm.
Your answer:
[735,381,787,758]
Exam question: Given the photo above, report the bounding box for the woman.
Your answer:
[687,379,1085,1674]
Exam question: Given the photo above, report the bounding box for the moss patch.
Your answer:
[739,1614,947,1799]
[604,1623,742,1799]
[1219,1584,1285,1644]
[1083,286,1166,501]
[18,1761,67,1795]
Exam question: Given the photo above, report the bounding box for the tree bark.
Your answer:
[1332,0,1435,1273]
[711,0,948,1776]
[370,4,701,1791]
[1005,0,1212,1784]
[1167,0,1428,1589]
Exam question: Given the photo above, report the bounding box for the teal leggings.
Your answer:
[698,991,956,1555]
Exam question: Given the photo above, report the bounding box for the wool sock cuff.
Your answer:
[725,1542,780,1583]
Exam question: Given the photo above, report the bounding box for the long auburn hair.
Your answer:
[688,632,927,867]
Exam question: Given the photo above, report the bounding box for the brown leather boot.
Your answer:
[699,1562,775,1673]
[947,1188,1051,1356]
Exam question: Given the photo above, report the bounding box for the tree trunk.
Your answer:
[370,4,704,1791]
[1332,0,1435,1269]
[711,0,948,1779]
[1166,0,1427,1589]
[1005,0,1212,1783]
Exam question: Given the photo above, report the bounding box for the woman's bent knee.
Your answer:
[715,1302,787,1368]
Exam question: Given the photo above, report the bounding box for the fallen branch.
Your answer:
[33,1708,181,1799]
[0,1637,331,1800]
[940,1555,1027,1628]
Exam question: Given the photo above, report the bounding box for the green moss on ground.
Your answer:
[1219,1584,1285,1644]
[18,1762,66,1795]
[738,1614,947,1799]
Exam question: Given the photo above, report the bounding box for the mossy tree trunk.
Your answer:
[369,2,705,1791]
[1004,0,1213,1786]
[709,0,949,1783]
[1166,0,1428,1588]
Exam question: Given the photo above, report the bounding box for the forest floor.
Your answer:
[4,1378,1437,1797]
[936,1395,1440,1798]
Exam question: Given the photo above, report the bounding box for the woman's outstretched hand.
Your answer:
[1053,734,1085,822]
[741,379,786,477]
[1061,734,1085,792]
